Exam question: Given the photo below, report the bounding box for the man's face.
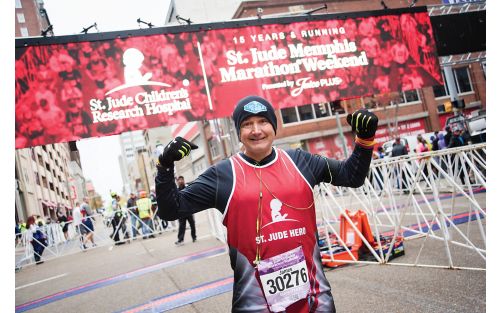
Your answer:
[239,116,275,161]
[177,178,185,186]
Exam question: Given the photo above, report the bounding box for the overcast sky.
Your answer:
[43,0,172,204]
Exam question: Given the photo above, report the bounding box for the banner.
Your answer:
[15,7,442,149]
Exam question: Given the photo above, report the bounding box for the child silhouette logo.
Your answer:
[271,199,288,222]
[105,47,170,96]
[123,48,153,84]
[263,199,298,229]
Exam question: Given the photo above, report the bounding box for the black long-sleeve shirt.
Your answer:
[155,144,373,221]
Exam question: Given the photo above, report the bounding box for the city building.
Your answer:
[15,144,75,222]
[15,0,53,38]
[165,0,242,25]
[118,130,146,194]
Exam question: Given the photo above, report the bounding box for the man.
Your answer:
[72,201,88,250]
[391,136,408,157]
[431,131,440,152]
[81,197,96,247]
[155,95,378,313]
[174,176,197,245]
[391,136,409,192]
[444,126,452,147]
[127,192,140,239]
[109,192,129,245]
[136,191,155,239]
[448,127,466,185]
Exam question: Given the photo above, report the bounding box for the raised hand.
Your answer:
[158,136,199,168]
[347,109,379,139]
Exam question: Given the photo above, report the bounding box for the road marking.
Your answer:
[118,276,234,313]
[16,273,68,290]
[15,245,227,313]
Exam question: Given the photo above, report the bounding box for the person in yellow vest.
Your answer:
[136,191,155,239]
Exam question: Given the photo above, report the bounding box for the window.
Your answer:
[49,182,54,191]
[37,154,43,166]
[15,0,22,8]
[193,158,206,176]
[432,71,449,98]
[16,13,25,23]
[297,105,314,121]
[31,149,36,161]
[45,162,50,171]
[35,172,40,185]
[20,27,29,37]
[401,90,420,103]
[330,101,346,114]
[454,67,473,93]
[42,176,48,188]
[281,107,299,124]
[42,145,47,151]
[280,101,348,125]
[313,103,331,118]
[56,187,59,195]
[208,139,221,159]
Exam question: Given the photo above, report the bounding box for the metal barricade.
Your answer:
[317,143,486,270]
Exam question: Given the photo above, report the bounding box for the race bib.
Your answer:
[257,246,310,312]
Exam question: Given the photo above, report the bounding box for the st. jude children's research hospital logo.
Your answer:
[89,48,192,123]
[262,198,298,228]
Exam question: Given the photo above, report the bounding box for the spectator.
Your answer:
[175,176,197,246]
[391,137,409,190]
[108,192,130,245]
[448,128,465,149]
[72,201,88,250]
[81,197,97,247]
[27,215,47,264]
[136,191,155,239]
[444,126,452,147]
[448,127,466,184]
[127,192,140,239]
[56,207,69,241]
[438,133,447,150]
[416,134,430,153]
[461,128,472,145]
[431,132,440,151]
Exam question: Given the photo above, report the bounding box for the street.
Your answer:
[16,192,486,313]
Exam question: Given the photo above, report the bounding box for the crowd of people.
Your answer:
[370,125,476,193]
[375,125,473,159]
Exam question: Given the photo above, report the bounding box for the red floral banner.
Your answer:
[15,9,441,149]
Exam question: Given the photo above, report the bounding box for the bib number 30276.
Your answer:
[257,246,310,312]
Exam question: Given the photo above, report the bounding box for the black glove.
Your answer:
[347,109,378,139]
[158,136,199,168]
